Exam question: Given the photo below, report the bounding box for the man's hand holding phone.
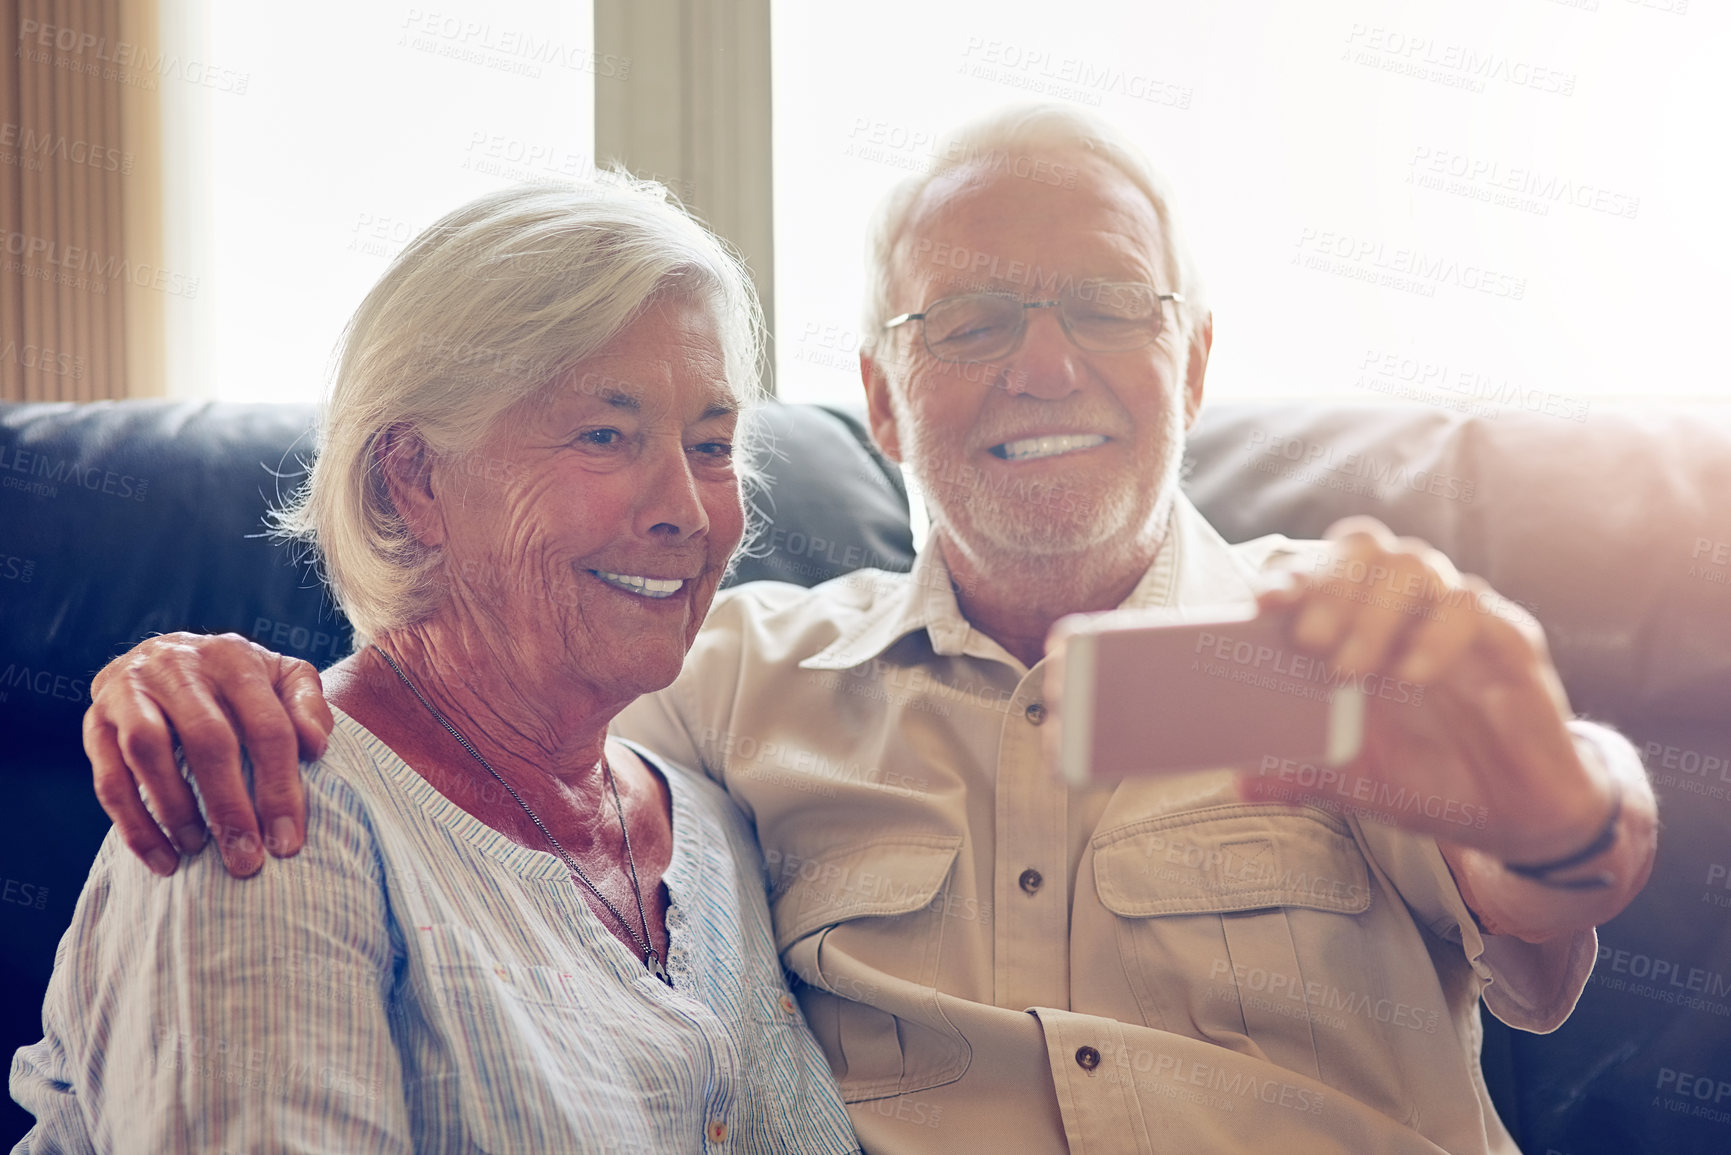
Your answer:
[1048,516,1638,874]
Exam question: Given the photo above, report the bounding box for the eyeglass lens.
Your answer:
[922,283,1163,362]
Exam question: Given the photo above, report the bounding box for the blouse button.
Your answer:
[779,993,798,1016]
[1075,1045,1101,1072]
[1018,868,1044,895]
[707,1118,729,1144]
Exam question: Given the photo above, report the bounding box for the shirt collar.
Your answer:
[797,492,1264,672]
[797,547,960,671]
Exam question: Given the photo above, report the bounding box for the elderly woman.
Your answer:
[12,179,859,1153]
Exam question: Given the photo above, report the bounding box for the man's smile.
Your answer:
[988,433,1110,462]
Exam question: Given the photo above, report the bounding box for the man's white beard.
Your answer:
[897,399,1189,584]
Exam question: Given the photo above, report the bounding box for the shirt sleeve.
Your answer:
[10,756,412,1153]
[1468,719,1643,1030]
[1349,721,1638,1034]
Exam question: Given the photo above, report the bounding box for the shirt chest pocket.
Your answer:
[1090,806,1376,1081]
[769,835,969,1103]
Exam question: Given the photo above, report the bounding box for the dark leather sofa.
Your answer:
[3,397,1728,1153]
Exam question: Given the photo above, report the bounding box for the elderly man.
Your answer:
[85,105,1655,1154]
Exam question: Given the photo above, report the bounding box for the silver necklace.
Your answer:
[373,645,671,986]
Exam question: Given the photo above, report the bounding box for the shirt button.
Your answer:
[779,993,798,1016]
[1024,701,1047,725]
[1075,1045,1101,1072]
[1018,868,1044,895]
[707,1118,728,1144]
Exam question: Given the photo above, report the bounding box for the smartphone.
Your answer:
[1045,606,1364,787]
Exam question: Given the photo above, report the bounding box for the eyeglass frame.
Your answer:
[882,285,1186,364]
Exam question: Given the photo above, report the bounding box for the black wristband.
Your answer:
[1504,779,1623,891]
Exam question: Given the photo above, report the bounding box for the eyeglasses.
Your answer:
[883,283,1184,364]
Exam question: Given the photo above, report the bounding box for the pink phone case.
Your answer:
[1046,607,1364,786]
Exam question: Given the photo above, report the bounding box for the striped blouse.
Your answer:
[11,711,860,1154]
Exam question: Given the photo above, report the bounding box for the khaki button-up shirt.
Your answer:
[616,496,1600,1154]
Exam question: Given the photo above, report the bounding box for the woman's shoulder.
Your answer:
[300,709,408,810]
[216,710,403,878]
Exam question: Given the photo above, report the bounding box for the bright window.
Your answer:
[188,1,595,403]
[772,0,1729,410]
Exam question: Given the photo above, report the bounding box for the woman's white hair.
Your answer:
[274,174,765,643]
[859,103,1205,357]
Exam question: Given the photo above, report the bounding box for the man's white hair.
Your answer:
[860,103,1206,358]
[274,175,765,643]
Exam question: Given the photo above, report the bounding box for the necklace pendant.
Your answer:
[647,949,672,987]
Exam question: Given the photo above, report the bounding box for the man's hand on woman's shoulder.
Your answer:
[85,632,333,878]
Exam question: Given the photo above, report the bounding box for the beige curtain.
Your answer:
[0,0,130,401]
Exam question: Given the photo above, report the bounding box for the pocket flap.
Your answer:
[769,835,963,952]
[1092,806,1371,916]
